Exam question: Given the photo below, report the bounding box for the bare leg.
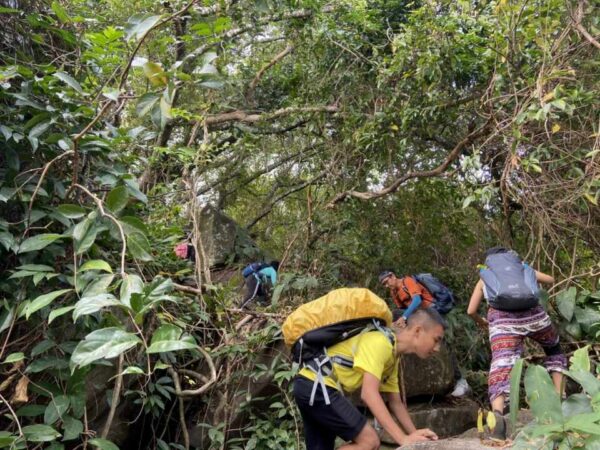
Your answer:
[551,371,564,396]
[491,394,505,414]
[337,423,380,450]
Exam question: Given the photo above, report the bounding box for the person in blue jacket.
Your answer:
[240,261,279,308]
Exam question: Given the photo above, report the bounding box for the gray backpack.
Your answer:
[479,251,539,311]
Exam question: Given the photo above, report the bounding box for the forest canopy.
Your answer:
[0,0,598,449]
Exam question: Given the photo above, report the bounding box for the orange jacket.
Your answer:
[390,276,434,309]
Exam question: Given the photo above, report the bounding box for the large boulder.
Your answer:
[377,398,479,443]
[381,438,496,449]
[401,344,454,399]
[198,205,263,266]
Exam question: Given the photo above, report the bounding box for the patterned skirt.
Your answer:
[487,305,566,402]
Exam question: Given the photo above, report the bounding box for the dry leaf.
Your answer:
[11,376,29,403]
[0,373,16,392]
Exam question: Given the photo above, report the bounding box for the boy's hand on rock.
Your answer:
[415,428,438,440]
[401,428,437,445]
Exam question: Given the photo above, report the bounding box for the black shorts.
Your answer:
[293,376,367,450]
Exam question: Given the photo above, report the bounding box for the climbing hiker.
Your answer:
[283,288,442,450]
[174,242,195,261]
[467,247,567,440]
[240,260,279,308]
[379,270,470,398]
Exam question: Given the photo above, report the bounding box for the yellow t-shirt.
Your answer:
[298,330,399,393]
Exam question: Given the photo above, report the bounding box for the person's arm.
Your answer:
[361,374,430,446]
[467,280,488,330]
[387,392,416,433]
[535,270,554,285]
[402,295,422,320]
[269,267,277,285]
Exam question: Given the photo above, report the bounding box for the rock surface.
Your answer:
[377,398,479,444]
[198,205,263,266]
[381,438,498,449]
[400,344,454,399]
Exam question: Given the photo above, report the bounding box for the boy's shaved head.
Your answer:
[406,308,447,330]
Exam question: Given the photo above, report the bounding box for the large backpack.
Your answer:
[479,251,539,311]
[412,273,455,315]
[282,288,393,404]
[242,262,268,278]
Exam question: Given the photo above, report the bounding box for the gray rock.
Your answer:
[198,205,263,266]
[400,344,454,399]
[381,438,497,449]
[377,398,479,444]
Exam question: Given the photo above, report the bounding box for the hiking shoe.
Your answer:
[449,378,471,397]
[490,410,507,441]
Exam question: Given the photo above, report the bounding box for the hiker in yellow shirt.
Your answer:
[293,308,444,450]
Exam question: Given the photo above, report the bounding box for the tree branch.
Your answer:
[246,172,327,229]
[327,121,491,206]
[571,1,600,50]
[246,44,294,102]
[203,105,338,127]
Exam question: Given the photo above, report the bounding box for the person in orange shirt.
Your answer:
[379,270,471,398]
[378,271,434,327]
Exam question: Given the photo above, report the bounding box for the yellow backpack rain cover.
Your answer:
[282,287,393,349]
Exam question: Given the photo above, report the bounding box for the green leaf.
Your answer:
[565,413,600,435]
[120,274,144,309]
[119,216,149,236]
[524,364,563,424]
[25,289,72,320]
[57,204,86,219]
[121,366,144,376]
[22,424,61,442]
[562,393,593,417]
[72,294,123,321]
[48,306,75,324]
[18,233,62,253]
[0,231,15,251]
[125,14,162,41]
[127,232,153,261]
[16,404,46,417]
[136,93,160,117]
[570,346,591,372]
[509,358,524,432]
[0,307,14,335]
[82,274,115,297]
[556,287,576,321]
[51,1,71,23]
[147,324,197,354]
[89,438,120,450]
[143,61,167,87]
[106,185,129,214]
[71,328,140,370]
[53,72,82,94]
[62,415,83,441]
[44,395,70,425]
[3,352,25,363]
[574,306,600,334]
[79,260,112,274]
[566,369,600,397]
[74,220,99,255]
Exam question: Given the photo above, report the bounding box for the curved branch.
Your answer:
[197,144,322,196]
[203,104,338,127]
[571,1,600,50]
[168,348,218,397]
[246,44,294,102]
[246,172,327,229]
[327,121,491,206]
